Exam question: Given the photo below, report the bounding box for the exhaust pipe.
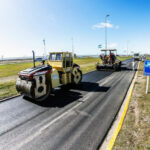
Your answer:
[32,50,36,68]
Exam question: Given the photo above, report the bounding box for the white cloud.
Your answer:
[108,43,118,48]
[92,22,119,29]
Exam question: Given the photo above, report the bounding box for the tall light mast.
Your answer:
[105,14,110,50]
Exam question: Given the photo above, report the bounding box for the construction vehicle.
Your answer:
[96,49,121,71]
[133,53,140,61]
[141,55,146,62]
[16,51,82,101]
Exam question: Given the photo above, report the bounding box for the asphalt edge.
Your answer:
[100,61,140,150]
[0,94,21,102]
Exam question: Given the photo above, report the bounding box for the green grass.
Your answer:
[147,57,150,60]
[81,64,96,74]
[0,57,132,78]
[117,56,132,61]
[0,81,17,100]
[0,56,132,100]
[74,57,99,65]
[0,58,99,78]
[0,62,41,78]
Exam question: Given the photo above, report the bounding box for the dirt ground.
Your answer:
[113,62,150,150]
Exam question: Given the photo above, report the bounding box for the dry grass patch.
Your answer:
[113,62,150,150]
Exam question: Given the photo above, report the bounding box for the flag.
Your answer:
[98,44,102,48]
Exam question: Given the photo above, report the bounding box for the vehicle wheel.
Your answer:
[34,84,51,102]
[72,67,82,84]
[118,63,121,71]
[113,64,117,71]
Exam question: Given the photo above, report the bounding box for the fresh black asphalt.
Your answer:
[0,59,137,150]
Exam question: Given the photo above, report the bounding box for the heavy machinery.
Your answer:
[133,53,140,61]
[141,55,146,62]
[16,51,82,101]
[96,49,121,71]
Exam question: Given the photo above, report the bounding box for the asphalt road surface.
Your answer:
[0,59,137,150]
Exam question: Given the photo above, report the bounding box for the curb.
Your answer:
[100,61,140,150]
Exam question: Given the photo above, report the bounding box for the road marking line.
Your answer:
[100,62,140,150]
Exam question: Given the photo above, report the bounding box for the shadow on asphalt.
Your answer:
[70,82,110,92]
[121,67,137,71]
[24,90,82,108]
[24,82,110,108]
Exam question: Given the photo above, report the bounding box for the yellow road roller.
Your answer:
[16,51,82,101]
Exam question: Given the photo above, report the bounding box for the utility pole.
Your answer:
[105,14,110,50]
[127,41,129,56]
[1,55,3,63]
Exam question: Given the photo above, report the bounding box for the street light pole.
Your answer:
[1,55,3,62]
[105,14,110,50]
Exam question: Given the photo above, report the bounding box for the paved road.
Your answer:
[0,60,137,150]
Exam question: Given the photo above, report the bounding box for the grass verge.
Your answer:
[113,61,150,150]
[0,58,100,78]
[0,81,18,100]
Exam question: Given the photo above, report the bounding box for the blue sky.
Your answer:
[0,0,150,58]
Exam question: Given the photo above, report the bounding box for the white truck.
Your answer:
[133,53,140,61]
